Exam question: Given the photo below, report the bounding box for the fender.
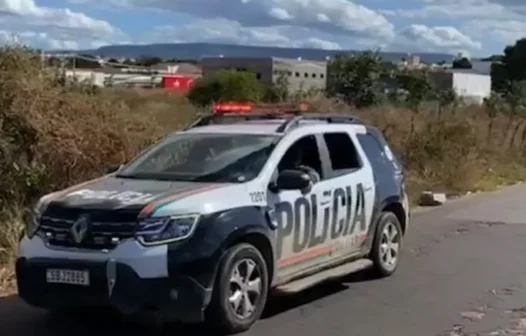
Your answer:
[364,195,403,250]
[167,206,274,289]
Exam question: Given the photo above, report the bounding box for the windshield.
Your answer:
[117,133,279,183]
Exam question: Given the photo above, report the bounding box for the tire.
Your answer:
[206,243,269,334]
[370,211,403,277]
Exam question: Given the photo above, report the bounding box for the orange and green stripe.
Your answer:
[138,184,226,217]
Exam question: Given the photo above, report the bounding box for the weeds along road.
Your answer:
[2,184,526,336]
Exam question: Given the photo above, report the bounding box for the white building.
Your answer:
[201,56,327,92]
[64,69,105,87]
[429,69,491,104]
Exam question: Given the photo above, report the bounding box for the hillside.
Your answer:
[56,42,455,64]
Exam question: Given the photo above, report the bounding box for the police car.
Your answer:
[16,102,409,334]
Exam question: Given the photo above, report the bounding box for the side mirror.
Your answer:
[276,169,312,192]
[105,164,123,174]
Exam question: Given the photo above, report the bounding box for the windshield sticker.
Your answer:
[66,189,157,205]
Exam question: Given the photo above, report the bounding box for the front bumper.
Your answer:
[16,258,212,323]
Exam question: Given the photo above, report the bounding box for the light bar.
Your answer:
[213,103,253,113]
[212,102,309,114]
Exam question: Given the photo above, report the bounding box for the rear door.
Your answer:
[316,130,376,258]
[355,128,406,225]
[356,128,403,195]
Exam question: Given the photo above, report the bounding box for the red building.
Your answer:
[161,75,195,92]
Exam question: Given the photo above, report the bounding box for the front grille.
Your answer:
[37,204,140,250]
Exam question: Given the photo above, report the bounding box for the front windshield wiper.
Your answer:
[115,173,142,179]
[115,173,184,182]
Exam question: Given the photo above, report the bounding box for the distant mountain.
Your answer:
[52,43,455,64]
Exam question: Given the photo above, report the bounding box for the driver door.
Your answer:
[267,135,332,278]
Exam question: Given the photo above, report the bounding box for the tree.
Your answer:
[396,69,433,114]
[483,92,505,144]
[502,80,526,148]
[123,58,136,65]
[186,70,265,106]
[263,71,290,103]
[491,38,526,93]
[436,88,458,119]
[136,56,162,67]
[395,69,433,137]
[326,51,386,108]
[452,57,472,69]
[481,55,504,62]
[490,61,507,92]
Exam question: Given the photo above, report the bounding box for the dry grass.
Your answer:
[2,47,526,295]
[0,207,24,295]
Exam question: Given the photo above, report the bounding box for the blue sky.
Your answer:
[1,0,525,57]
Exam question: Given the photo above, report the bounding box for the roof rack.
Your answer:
[183,102,363,132]
[275,114,363,133]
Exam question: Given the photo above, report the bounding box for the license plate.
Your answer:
[46,269,90,286]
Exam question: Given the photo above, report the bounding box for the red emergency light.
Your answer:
[212,102,309,114]
[213,103,253,113]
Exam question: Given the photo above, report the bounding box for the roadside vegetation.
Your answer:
[2,38,526,294]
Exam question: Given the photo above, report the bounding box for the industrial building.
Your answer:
[64,62,201,92]
[428,69,491,104]
[200,57,327,92]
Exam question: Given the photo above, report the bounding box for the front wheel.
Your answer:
[206,243,269,334]
[370,212,403,277]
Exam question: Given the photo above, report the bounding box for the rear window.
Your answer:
[323,132,362,177]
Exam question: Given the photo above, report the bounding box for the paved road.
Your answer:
[3,185,526,336]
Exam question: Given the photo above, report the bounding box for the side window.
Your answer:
[276,135,323,177]
[323,132,362,177]
[356,133,392,172]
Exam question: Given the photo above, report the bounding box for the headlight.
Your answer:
[135,214,200,246]
[26,200,44,238]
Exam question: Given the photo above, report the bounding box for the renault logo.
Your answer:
[71,214,90,243]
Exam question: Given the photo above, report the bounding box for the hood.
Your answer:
[45,175,226,213]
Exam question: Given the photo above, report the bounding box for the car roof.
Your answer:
[182,119,366,135]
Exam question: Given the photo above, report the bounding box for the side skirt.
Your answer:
[274,258,372,294]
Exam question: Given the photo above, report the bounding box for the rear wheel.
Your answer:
[206,243,269,334]
[370,212,402,277]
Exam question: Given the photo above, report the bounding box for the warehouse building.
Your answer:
[200,56,327,92]
[428,68,491,104]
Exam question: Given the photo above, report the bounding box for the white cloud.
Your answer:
[0,0,495,55]
[380,1,517,20]
[145,18,483,55]
[0,0,126,49]
[105,0,396,41]
[394,25,482,54]
[378,0,526,54]
[466,20,526,45]
[147,18,342,50]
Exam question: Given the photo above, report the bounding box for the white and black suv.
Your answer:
[16,103,410,334]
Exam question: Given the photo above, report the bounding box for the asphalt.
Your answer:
[3,184,526,336]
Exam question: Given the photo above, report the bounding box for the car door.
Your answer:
[356,129,407,228]
[267,134,333,278]
[318,130,376,258]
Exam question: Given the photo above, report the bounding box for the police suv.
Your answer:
[16,103,409,334]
